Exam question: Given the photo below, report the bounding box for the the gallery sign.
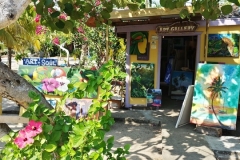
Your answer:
[156,21,198,33]
[23,58,58,66]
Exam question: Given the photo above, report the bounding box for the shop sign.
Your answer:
[23,58,58,66]
[156,21,198,33]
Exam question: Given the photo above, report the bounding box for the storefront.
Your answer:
[110,7,240,108]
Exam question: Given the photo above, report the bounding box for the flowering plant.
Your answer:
[0,61,128,159]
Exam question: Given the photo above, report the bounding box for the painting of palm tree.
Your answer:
[190,63,240,130]
[207,76,229,129]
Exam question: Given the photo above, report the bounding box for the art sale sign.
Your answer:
[23,58,58,66]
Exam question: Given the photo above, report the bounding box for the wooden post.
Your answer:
[106,25,109,61]
[204,19,209,63]
[0,96,2,115]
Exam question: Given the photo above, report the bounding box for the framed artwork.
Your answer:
[207,34,240,57]
[170,71,193,100]
[190,63,240,130]
[146,89,162,108]
[129,31,149,60]
[63,98,93,119]
[18,65,98,98]
[131,63,155,98]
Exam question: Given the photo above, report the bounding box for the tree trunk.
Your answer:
[0,0,31,30]
[7,48,12,69]
[211,94,230,129]
[0,62,53,109]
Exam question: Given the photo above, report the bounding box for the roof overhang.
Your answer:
[110,7,203,26]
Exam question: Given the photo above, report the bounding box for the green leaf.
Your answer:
[42,151,51,160]
[45,143,57,152]
[55,20,65,29]
[124,144,131,151]
[64,3,73,16]
[62,125,70,133]
[201,9,210,19]
[221,5,233,15]
[59,150,68,157]
[179,9,189,19]
[51,11,60,18]
[100,10,111,20]
[44,0,53,7]
[79,82,88,90]
[64,20,74,32]
[71,10,84,20]
[107,136,114,144]
[43,124,53,133]
[0,134,11,143]
[127,3,139,11]
[84,3,93,13]
[36,1,44,14]
[70,135,83,148]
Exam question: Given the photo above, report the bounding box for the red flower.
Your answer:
[52,37,60,45]
[83,37,88,41]
[14,129,34,149]
[35,14,41,23]
[25,120,43,137]
[59,13,67,21]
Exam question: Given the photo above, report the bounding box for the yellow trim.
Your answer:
[110,7,194,19]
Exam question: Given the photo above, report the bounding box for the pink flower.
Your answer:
[83,37,88,41]
[77,27,84,34]
[52,37,60,45]
[25,120,43,137]
[14,129,34,149]
[42,78,60,92]
[35,14,41,23]
[36,25,44,35]
[95,0,101,6]
[59,13,67,21]
[48,8,53,14]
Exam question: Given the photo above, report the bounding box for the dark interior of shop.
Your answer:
[160,36,197,106]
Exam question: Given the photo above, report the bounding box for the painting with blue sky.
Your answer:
[190,63,240,130]
[208,34,239,57]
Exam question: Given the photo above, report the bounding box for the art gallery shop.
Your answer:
[110,7,240,109]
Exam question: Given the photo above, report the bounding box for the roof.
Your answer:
[110,7,202,26]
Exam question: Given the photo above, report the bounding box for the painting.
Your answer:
[171,71,193,100]
[63,98,93,119]
[18,65,98,98]
[131,63,154,98]
[190,63,240,130]
[207,34,240,57]
[129,31,149,60]
[146,89,162,109]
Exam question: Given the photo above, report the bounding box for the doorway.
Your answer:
[160,36,197,104]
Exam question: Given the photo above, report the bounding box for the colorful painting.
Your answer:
[130,31,149,60]
[171,71,193,99]
[131,63,154,98]
[63,98,93,119]
[146,89,162,108]
[18,65,98,98]
[208,34,240,57]
[190,63,240,130]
